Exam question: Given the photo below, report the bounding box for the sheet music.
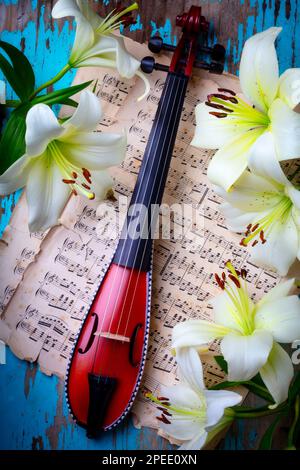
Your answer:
[0,37,280,436]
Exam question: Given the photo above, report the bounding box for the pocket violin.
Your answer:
[66,5,225,437]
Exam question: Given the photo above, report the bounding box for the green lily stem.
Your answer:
[225,403,289,419]
[3,100,21,108]
[29,63,72,100]
[287,395,300,449]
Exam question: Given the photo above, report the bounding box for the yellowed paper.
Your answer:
[0,37,280,436]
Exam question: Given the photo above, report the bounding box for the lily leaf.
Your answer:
[288,371,300,404]
[243,381,274,403]
[31,80,93,106]
[214,355,228,374]
[209,380,242,390]
[259,414,284,449]
[287,395,300,449]
[0,41,35,101]
[0,103,31,175]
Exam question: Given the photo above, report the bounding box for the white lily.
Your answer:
[173,262,300,406]
[218,132,300,276]
[146,347,242,450]
[0,80,5,104]
[191,27,300,190]
[52,1,149,100]
[0,90,126,232]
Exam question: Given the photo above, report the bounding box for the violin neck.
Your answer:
[113,72,189,271]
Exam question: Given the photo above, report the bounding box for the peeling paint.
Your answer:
[24,362,38,398]
[45,380,67,450]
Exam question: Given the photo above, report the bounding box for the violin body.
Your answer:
[67,264,150,434]
[65,5,225,437]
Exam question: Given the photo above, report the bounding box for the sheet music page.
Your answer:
[0,37,280,437]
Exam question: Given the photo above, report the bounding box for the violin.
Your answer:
[66,5,225,438]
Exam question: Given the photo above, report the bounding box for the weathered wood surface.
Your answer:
[0,0,299,450]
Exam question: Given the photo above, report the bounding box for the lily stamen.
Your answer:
[209,112,227,118]
[205,90,269,126]
[96,3,138,36]
[217,87,236,96]
[228,274,241,288]
[49,142,95,200]
[214,262,254,334]
[240,196,292,247]
[157,415,171,425]
[146,392,207,420]
[205,101,234,113]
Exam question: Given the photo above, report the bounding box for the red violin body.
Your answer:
[67,264,150,433]
[65,5,225,437]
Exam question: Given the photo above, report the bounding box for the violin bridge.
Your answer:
[94,331,130,343]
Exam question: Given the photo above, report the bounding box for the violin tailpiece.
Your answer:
[87,374,117,438]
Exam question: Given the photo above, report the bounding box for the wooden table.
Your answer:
[0,0,299,451]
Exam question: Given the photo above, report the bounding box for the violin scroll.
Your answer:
[143,6,225,77]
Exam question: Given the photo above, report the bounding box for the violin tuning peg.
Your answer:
[141,56,169,74]
[148,35,176,54]
[193,59,224,75]
[211,44,226,62]
[148,36,163,53]
[209,61,225,75]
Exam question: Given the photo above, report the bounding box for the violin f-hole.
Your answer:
[78,312,98,355]
[129,323,143,367]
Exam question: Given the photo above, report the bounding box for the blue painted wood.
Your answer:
[0,0,299,450]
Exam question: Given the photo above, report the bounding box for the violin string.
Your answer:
[91,73,175,374]
[98,75,179,369]
[113,75,182,340]
[120,76,186,342]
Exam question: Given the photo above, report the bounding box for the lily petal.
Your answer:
[52,0,82,18]
[179,431,208,451]
[248,132,291,186]
[25,104,64,157]
[220,330,273,381]
[26,155,70,232]
[64,90,102,132]
[158,415,203,443]
[218,169,283,213]
[260,342,294,405]
[52,0,95,65]
[239,27,281,113]
[191,102,254,150]
[0,155,31,195]
[0,80,5,104]
[211,291,253,333]
[257,278,295,305]
[91,170,113,200]
[278,68,300,109]
[251,211,298,276]
[176,347,205,392]
[269,98,300,160]
[172,320,231,349]
[159,384,203,412]
[207,129,264,191]
[287,186,300,211]
[114,35,141,79]
[255,295,300,343]
[77,0,101,30]
[220,203,257,232]
[204,389,242,427]
[58,132,126,170]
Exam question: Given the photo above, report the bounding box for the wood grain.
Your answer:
[1,0,299,74]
